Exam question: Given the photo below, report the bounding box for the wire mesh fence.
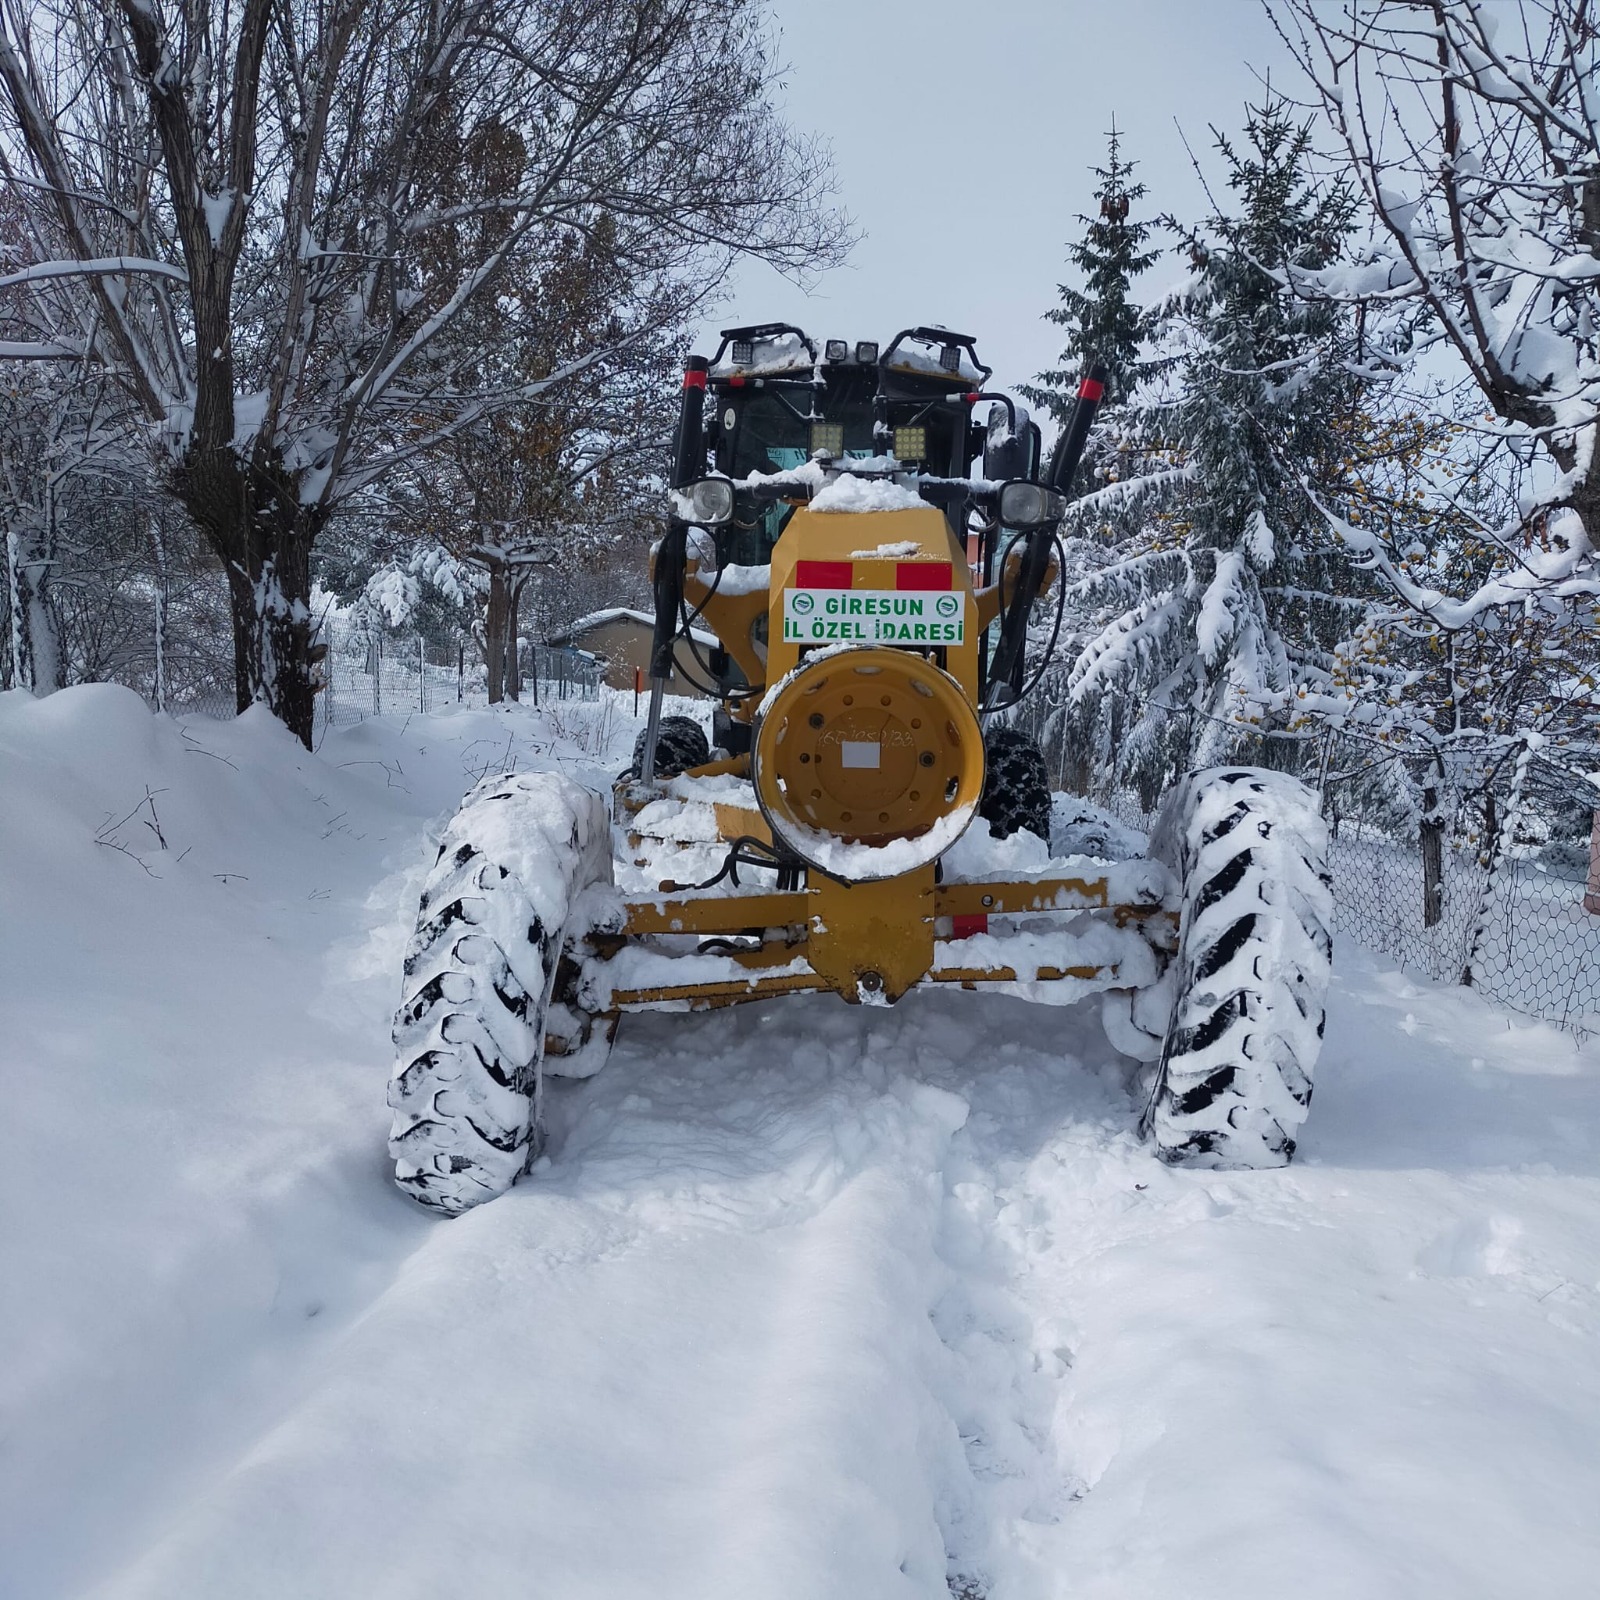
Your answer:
[1013,671,1600,1038]
[1321,743,1600,1034]
[143,618,603,735]
[316,618,601,732]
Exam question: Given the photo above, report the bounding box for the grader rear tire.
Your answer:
[1143,767,1333,1169]
[979,726,1051,842]
[632,716,709,779]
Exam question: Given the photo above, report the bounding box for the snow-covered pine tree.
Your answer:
[1022,123,1158,424]
[1057,99,1369,793]
[1017,128,1159,793]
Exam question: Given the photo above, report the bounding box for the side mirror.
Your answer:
[983,402,1035,482]
[998,479,1066,530]
[672,477,734,525]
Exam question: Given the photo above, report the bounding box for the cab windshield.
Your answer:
[718,371,879,564]
[728,385,877,477]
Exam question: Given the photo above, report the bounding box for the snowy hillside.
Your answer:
[4,685,1599,1600]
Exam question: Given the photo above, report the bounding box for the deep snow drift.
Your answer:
[3,685,1598,1600]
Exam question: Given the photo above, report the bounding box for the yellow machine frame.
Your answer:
[561,504,1170,1038]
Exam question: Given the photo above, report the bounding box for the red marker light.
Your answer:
[1078,377,1105,402]
[682,368,707,391]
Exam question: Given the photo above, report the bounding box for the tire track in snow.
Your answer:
[901,1000,1141,1599]
[87,994,1081,1598]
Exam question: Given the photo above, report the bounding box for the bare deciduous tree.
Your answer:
[1269,0,1600,622]
[1,0,847,742]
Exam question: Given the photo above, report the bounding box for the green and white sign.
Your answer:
[782,588,966,646]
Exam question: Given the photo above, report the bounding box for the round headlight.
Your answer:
[686,477,734,524]
[998,480,1065,528]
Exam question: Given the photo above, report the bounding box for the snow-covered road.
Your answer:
[4,686,1599,1599]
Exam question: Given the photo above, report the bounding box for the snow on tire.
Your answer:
[389,769,612,1214]
[1143,766,1332,1169]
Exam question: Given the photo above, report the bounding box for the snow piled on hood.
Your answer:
[809,474,928,514]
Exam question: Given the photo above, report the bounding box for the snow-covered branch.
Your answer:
[0,256,186,289]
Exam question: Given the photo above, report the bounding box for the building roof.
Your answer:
[545,607,717,650]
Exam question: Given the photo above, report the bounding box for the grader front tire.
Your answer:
[388,770,611,1214]
[632,716,709,780]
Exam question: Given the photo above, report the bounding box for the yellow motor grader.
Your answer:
[389,325,1334,1215]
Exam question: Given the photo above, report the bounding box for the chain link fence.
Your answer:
[316,617,602,733]
[141,617,603,737]
[1012,670,1600,1038]
[1322,741,1600,1035]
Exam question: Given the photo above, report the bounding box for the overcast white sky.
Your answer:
[700,0,1299,395]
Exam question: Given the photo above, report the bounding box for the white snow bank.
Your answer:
[5,686,1599,1600]
[0,688,623,1598]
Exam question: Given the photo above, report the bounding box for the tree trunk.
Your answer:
[221,536,316,743]
[485,564,510,704]
[1097,696,1125,804]
[505,577,524,702]
[5,521,61,695]
[179,451,322,747]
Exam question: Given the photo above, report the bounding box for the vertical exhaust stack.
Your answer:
[984,361,1108,709]
[639,356,710,785]
[671,356,710,493]
[1045,361,1108,494]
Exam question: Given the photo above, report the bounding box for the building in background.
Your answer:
[542,608,718,699]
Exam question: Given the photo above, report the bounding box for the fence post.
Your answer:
[1462,740,1532,988]
[1586,809,1600,916]
[373,635,381,716]
[418,634,426,713]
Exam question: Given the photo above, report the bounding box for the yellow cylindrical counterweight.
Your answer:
[752,646,985,880]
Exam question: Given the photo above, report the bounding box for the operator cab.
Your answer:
[665,321,1090,751]
[704,324,1006,565]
